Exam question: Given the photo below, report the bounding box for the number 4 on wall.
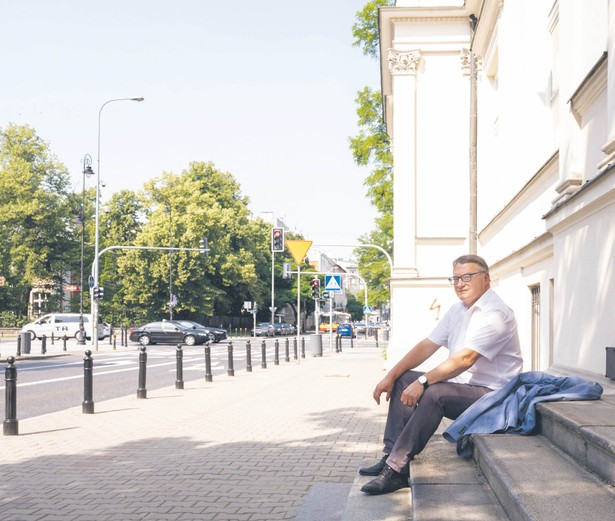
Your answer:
[429,298,441,320]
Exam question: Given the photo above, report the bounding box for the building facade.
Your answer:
[379,0,614,378]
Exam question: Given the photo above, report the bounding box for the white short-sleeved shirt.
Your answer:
[428,288,522,390]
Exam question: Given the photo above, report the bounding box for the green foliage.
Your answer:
[95,162,310,326]
[350,2,394,305]
[345,293,364,321]
[0,311,28,328]
[352,0,395,59]
[0,123,79,317]
[349,87,393,216]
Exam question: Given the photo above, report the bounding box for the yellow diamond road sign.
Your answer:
[286,240,312,265]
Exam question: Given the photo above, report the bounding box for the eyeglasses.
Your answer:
[448,271,486,285]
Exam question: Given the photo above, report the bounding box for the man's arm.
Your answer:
[400,348,482,406]
[373,338,440,404]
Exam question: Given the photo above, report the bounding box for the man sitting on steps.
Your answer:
[360,254,523,495]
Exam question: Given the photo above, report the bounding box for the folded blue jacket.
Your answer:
[442,371,603,458]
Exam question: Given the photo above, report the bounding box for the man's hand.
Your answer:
[400,380,424,407]
[372,375,395,405]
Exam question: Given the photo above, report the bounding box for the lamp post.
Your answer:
[92,96,144,351]
[78,154,94,345]
[164,204,173,320]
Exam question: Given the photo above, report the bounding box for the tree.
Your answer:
[0,123,79,318]
[112,162,270,323]
[97,189,145,324]
[350,1,394,305]
[345,293,364,322]
[352,0,394,59]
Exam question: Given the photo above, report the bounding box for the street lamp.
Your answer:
[78,154,94,345]
[92,96,144,351]
[164,204,173,320]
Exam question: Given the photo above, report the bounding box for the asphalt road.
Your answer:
[0,337,300,420]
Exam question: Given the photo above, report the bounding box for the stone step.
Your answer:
[294,463,410,521]
[301,390,615,521]
[536,394,615,484]
[340,467,411,521]
[293,483,352,521]
[472,433,615,521]
[410,435,510,521]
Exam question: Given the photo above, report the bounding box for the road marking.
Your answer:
[0,359,223,390]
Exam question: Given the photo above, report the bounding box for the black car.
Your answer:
[129,321,210,346]
[272,323,286,335]
[175,320,227,343]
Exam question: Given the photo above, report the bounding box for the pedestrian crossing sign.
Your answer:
[325,275,342,291]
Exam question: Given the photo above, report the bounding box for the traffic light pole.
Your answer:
[271,253,275,326]
[271,227,285,329]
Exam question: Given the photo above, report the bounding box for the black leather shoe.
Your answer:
[359,455,388,476]
[360,464,410,495]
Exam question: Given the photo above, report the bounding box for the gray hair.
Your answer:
[453,254,489,273]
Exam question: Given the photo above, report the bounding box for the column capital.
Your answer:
[388,49,421,75]
[460,48,482,77]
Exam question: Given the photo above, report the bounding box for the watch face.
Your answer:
[419,375,427,384]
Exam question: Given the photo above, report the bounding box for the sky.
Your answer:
[0,0,380,258]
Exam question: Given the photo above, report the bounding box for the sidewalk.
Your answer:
[0,339,388,521]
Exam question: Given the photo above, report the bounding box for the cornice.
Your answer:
[471,0,503,60]
[569,52,608,124]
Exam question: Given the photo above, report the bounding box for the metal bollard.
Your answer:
[51,332,55,345]
[227,341,235,376]
[301,337,305,358]
[335,335,340,353]
[204,343,213,382]
[20,332,31,355]
[339,335,343,352]
[82,350,94,414]
[285,337,290,362]
[375,328,379,348]
[351,335,354,348]
[246,340,252,372]
[176,344,184,389]
[274,339,280,365]
[113,334,117,350]
[3,356,18,435]
[41,335,47,355]
[293,338,298,360]
[62,335,67,352]
[137,346,147,399]
[261,340,267,369]
[16,335,21,357]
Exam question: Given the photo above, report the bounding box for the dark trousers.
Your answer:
[384,370,491,473]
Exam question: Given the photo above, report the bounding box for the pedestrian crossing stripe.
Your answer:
[325,275,342,291]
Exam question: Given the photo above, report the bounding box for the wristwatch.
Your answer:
[418,375,429,389]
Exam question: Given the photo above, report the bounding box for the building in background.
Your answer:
[379,0,614,378]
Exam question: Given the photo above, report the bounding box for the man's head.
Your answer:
[450,255,491,307]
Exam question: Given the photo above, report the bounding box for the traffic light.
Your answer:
[93,286,104,300]
[199,236,208,257]
[271,227,284,252]
[311,278,320,300]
